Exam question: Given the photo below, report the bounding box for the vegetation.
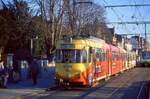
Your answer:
[0,0,108,57]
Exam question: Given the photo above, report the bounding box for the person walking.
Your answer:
[0,60,4,71]
[0,60,4,87]
[3,67,9,88]
[0,60,8,88]
[28,58,39,85]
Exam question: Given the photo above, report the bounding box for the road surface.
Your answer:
[16,67,150,99]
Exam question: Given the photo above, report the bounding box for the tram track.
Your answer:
[20,69,136,99]
[19,67,150,99]
[110,68,149,99]
[106,69,138,99]
[76,68,137,99]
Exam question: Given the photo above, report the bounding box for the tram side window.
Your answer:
[112,52,118,61]
[112,52,115,61]
[126,54,129,61]
[123,54,126,61]
[132,55,134,60]
[101,52,105,61]
[88,49,92,63]
[118,53,120,60]
[124,54,126,60]
[106,51,108,61]
[120,53,122,60]
[116,53,119,61]
[121,54,124,60]
[129,54,131,60]
[56,50,62,62]
[115,53,117,61]
[117,53,119,60]
[104,52,106,61]
[124,54,126,61]
[82,50,87,63]
[122,54,124,60]
[96,48,101,61]
[101,53,103,61]
[76,50,81,63]
[96,49,107,61]
[115,53,116,61]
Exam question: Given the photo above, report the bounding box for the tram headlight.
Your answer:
[74,73,81,79]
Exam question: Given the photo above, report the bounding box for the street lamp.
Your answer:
[30,36,38,56]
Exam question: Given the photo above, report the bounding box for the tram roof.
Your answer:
[110,45,120,52]
[56,35,105,48]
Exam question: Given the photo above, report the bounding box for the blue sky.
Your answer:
[1,0,150,40]
[94,0,150,40]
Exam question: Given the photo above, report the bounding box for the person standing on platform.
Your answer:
[28,57,39,85]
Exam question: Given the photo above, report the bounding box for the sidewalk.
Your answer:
[0,74,55,98]
[7,62,55,90]
[8,77,54,90]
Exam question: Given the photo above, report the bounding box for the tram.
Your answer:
[55,35,135,86]
[139,51,150,67]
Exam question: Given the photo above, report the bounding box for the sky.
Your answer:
[1,0,150,41]
[94,0,150,40]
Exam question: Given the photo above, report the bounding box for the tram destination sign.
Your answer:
[61,44,75,49]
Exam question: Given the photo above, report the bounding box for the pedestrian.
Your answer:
[28,57,39,85]
[3,67,9,88]
[0,60,8,88]
[0,60,4,71]
[0,60,4,87]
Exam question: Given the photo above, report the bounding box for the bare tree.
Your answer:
[62,0,108,38]
[34,0,65,55]
[32,0,108,55]
[75,0,107,38]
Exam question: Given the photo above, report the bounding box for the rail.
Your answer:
[137,82,150,99]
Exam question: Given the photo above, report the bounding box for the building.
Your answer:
[131,36,145,52]
[105,28,115,44]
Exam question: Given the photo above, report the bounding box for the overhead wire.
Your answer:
[131,0,140,35]
[103,0,131,34]
[133,0,145,35]
[133,0,144,19]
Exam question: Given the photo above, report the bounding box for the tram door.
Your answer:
[108,50,112,76]
[89,47,95,77]
[106,51,110,76]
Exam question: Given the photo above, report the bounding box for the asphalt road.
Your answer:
[0,67,150,99]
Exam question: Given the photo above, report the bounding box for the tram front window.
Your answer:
[56,49,81,63]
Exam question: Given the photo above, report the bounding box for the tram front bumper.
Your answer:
[55,73,85,85]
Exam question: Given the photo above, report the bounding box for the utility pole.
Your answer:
[144,23,147,51]
[104,4,150,51]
